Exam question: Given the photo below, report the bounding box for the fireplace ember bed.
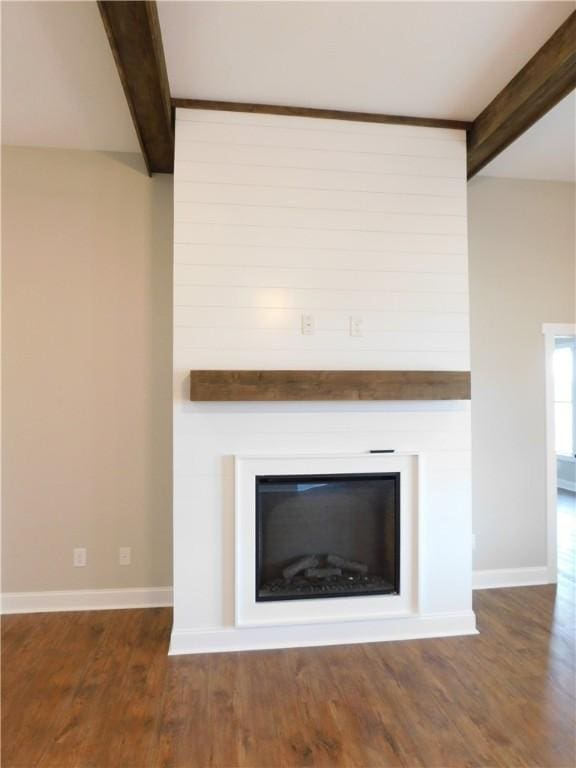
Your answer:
[255,473,400,602]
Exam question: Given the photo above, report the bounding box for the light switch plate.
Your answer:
[301,314,314,335]
[350,316,364,337]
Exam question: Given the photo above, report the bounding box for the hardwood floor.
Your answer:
[2,576,574,766]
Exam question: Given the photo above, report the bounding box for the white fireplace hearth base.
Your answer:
[170,447,477,655]
[168,611,477,655]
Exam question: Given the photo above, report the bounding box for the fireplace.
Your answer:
[255,473,400,602]
[235,453,423,630]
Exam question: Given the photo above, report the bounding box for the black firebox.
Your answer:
[255,472,400,601]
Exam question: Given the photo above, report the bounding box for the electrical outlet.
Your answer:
[301,314,314,335]
[349,316,364,337]
[73,548,87,567]
[119,546,132,566]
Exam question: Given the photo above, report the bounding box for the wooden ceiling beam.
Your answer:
[98,1,174,174]
[467,11,576,179]
[98,5,574,179]
[172,98,471,131]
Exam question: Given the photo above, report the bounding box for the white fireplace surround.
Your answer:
[171,108,474,655]
[169,437,477,655]
[235,452,418,627]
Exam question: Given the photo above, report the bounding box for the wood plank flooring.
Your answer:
[2,517,575,767]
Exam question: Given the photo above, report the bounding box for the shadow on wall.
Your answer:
[145,164,174,586]
[99,152,151,176]
[97,150,175,587]
[97,151,175,588]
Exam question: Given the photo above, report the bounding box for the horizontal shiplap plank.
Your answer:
[175,142,463,178]
[173,348,470,372]
[174,222,467,254]
[175,407,471,434]
[174,306,469,334]
[175,446,471,479]
[178,458,472,481]
[174,264,468,294]
[174,181,467,216]
[173,244,467,275]
[176,453,471,480]
[176,108,466,142]
[175,327,468,353]
[176,120,465,159]
[175,419,471,444]
[174,285,468,313]
[175,160,465,197]
[173,202,466,236]
[174,431,471,475]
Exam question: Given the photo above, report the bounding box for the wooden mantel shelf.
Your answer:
[189,370,471,402]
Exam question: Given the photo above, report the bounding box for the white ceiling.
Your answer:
[479,92,575,181]
[158,1,572,122]
[1,1,574,181]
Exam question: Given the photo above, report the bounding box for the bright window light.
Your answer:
[554,345,574,457]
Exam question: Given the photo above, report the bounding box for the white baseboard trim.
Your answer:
[0,587,173,615]
[3,569,554,616]
[558,479,576,492]
[168,611,478,655]
[472,566,549,590]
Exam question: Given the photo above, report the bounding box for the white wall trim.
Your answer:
[472,566,549,590]
[0,587,173,615]
[168,610,477,655]
[558,479,576,493]
[542,323,576,336]
[234,452,421,628]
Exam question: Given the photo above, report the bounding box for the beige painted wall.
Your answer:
[2,146,173,591]
[468,176,575,572]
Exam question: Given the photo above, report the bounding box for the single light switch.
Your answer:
[301,314,315,335]
[350,316,364,337]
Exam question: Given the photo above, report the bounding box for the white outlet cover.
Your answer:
[73,547,87,567]
[119,546,132,566]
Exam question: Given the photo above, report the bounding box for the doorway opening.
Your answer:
[544,324,576,584]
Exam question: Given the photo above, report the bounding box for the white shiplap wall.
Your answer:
[174,109,469,372]
[172,109,473,652]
